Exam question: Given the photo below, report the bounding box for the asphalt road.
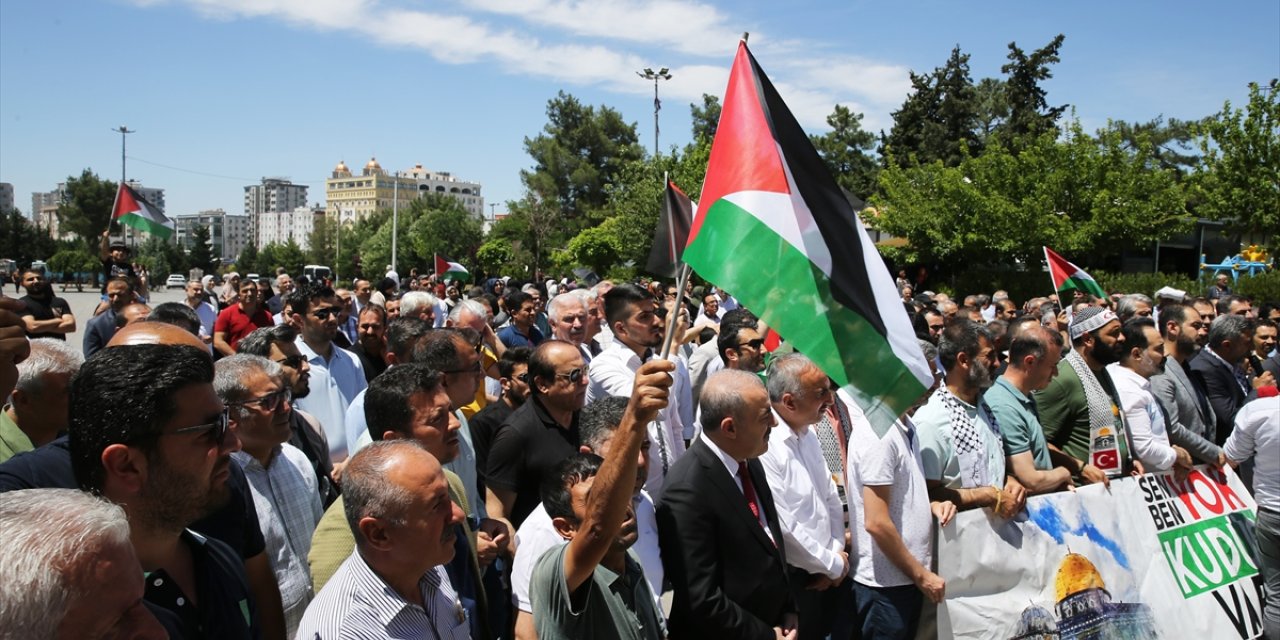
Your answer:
[6,284,188,355]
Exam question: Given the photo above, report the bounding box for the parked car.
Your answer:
[166,274,187,289]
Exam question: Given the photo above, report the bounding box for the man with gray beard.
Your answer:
[915,319,1026,516]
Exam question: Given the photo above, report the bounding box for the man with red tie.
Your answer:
[656,369,797,640]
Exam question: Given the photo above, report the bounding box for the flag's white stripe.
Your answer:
[853,210,935,388]
[722,189,833,277]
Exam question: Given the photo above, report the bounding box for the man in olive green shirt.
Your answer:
[1034,307,1138,486]
[0,338,82,463]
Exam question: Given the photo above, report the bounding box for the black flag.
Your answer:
[646,180,694,278]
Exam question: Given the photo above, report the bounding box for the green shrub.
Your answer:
[1235,270,1280,303]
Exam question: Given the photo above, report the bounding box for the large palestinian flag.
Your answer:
[1044,246,1106,299]
[683,41,932,433]
[112,183,173,239]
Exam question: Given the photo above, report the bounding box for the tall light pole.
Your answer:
[391,172,399,276]
[111,126,135,243]
[637,67,672,157]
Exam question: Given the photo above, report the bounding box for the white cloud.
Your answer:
[131,0,913,130]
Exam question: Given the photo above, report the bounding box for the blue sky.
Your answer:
[2,1,1277,222]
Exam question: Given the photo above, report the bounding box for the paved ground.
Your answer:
[9,284,188,355]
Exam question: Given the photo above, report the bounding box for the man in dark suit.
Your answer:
[656,369,797,640]
[1190,314,1270,445]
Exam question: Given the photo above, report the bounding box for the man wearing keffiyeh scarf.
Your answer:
[915,319,1026,518]
[1035,306,1144,487]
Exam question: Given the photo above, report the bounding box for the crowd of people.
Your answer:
[0,254,1277,640]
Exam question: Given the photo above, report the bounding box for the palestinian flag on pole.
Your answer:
[1044,246,1106,299]
[434,254,470,281]
[646,179,695,278]
[112,182,173,239]
[683,40,932,434]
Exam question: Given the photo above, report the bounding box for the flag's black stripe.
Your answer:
[646,182,693,278]
[745,48,889,339]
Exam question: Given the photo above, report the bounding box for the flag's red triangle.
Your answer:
[689,41,790,245]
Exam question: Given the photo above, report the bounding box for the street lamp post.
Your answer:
[637,67,672,157]
[392,173,399,276]
[111,126,135,244]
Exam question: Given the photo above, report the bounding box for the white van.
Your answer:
[303,265,332,282]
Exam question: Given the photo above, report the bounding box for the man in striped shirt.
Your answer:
[297,439,470,639]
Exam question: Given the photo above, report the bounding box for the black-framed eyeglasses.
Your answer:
[311,306,343,320]
[231,388,292,413]
[553,367,589,384]
[168,409,230,445]
[274,354,307,369]
[738,338,765,350]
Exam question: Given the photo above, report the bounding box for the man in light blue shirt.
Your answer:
[288,282,365,465]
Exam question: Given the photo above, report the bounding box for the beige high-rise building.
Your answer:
[324,158,483,222]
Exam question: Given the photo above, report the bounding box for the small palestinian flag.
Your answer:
[112,183,173,239]
[434,254,469,281]
[1044,247,1106,299]
[683,40,932,434]
[646,180,695,278]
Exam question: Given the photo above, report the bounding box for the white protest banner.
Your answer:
[938,466,1265,639]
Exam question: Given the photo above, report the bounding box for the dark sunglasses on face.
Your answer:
[738,338,765,349]
[311,306,343,320]
[169,409,231,445]
[275,354,307,369]
[554,367,588,384]
[232,388,292,413]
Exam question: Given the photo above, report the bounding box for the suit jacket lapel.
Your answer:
[1173,360,1213,426]
[748,458,787,566]
[692,441,780,554]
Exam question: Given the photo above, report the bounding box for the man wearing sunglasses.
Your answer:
[68,344,262,639]
[239,323,338,509]
[289,281,367,468]
[487,340,589,530]
[217,354,323,639]
[688,308,766,407]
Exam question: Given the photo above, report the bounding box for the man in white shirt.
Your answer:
[290,281,367,466]
[759,353,850,640]
[1108,318,1193,475]
[587,283,689,496]
[182,279,218,347]
[547,292,593,363]
[1223,393,1280,638]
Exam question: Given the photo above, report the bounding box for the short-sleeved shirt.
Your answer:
[214,304,274,352]
[497,323,545,349]
[470,397,517,486]
[297,553,470,640]
[847,417,932,589]
[914,390,1006,489]
[18,294,72,340]
[486,396,579,528]
[293,337,367,463]
[145,529,260,640]
[101,258,137,292]
[1035,358,1131,469]
[530,544,665,640]
[985,377,1053,470]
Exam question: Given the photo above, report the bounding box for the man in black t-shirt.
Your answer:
[18,268,75,340]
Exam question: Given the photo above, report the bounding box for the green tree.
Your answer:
[810,104,880,200]
[1110,116,1202,177]
[874,119,1188,267]
[274,240,308,278]
[1191,79,1280,241]
[0,209,57,266]
[973,78,1009,145]
[691,94,722,142]
[520,91,643,230]
[408,195,485,266]
[999,34,1068,145]
[136,236,187,280]
[57,170,118,245]
[236,242,259,274]
[187,225,217,274]
[881,46,982,168]
[46,248,98,279]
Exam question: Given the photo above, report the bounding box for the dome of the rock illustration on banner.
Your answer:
[1008,552,1159,640]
